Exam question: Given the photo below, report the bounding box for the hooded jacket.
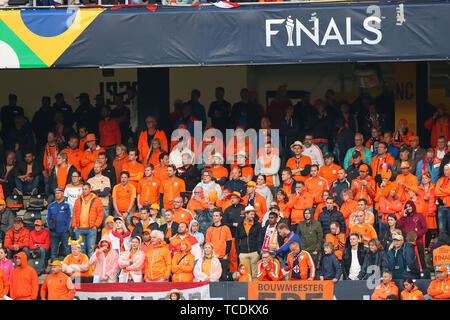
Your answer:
[10,252,39,300]
[0,268,8,297]
[144,241,172,281]
[189,219,205,247]
[72,193,104,229]
[171,240,195,282]
[296,211,323,253]
[89,234,120,281]
[317,205,346,236]
[401,286,425,300]
[371,281,399,300]
[118,237,145,283]
[193,253,222,282]
[398,200,428,245]
[237,262,252,282]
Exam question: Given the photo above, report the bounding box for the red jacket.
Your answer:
[99,119,121,148]
[29,229,51,250]
[4,227,30,251]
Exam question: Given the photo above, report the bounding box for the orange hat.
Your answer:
[246,181,256,187]
[132,212,141,219]
[400,161,410,169]
[409,135,419,142]
[380,168,392,180]
[34,219,43,226]
[228,191,242,199]
[86,133,96,142]
[142,228,152,234]
[436,265,448,272]
[0,199,5,205]
[359,164,369,172]
[382,182,398,198]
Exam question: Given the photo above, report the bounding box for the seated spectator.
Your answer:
[28,219,50,270]
[224,166,247,197]
[241,181,267,223]
[170,137,195,169]
[305,164,329,206]
[112,171,137,224]
[416,148,439,185]
[193,169,221,205]
[0,151,18,198]
[379,214,403,251]
[395,161,419,203]
[127,213,141,234]
[371,271,399,300]
[284,240,315,281]
[6,115,34,162]
[98,105,121,157]
[256,251,283,281]
[177,153,201,193]
[4,217,30,258]
[285,181,313,231]
[140,229,153,255]
[233,261,252,282]
[187,187,207,214]
[169,222,201,262]
[193,242,222,282]
[209,153,228,187]
[102,216,115,238]
[80,134,105,181]
[427,265,450,300]
[340,189,358,234]
[143,230,172,282]
[319,242,342,283]
[348,198,375,230]
[392,146,414,179]
[296,208,322,268]
[89,234,119,283]
[365,127,383,155]
[233,150,254,183]
[393,119,414,148]
[61,135,82,173]
[13,151,41,196]
[342,233,366,280]
[350,210,377,246]
[357,239,389,280]
[378,182,403,233]
[113,144,128,183]
[325,221,345,261]
[285,141,312,182]
[138,115,169,164]
[118,236,145,283]
[279,168,296,197]
[62,237,91,282]
[0,199,14,244]
[401,278,425,300]
[319,152,342,187]
[171,240,195,282]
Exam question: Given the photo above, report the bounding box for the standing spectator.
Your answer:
[4,217,30,258]
[87,161,112,229]
[285,240,315,281]
[401,278,425,300]
[403,232,422,279]
[31,96,54,148]
[285,141,312,183]
[61,135,82,172]
[89,234,119,283]
[225,167,247,198]
[424,104,450,148]
[113,144,129,183]
[346,150,370,183]
[193,242,222,282]
[80,134,105,181]
[305,164,329,206]
[351,164,376,208]
[137,164,160,210]
[0,94,24,143]
[255,174,273,210]
[332,168,350,207]
[42,131,59,198]
[393,119,414,148]
[387,234,406,279]
[189,220,204,248]
[342,233,366,280]
[53,111,74,149]
[325,221,345,261]
[40,260,76,300]
[160,210,179,244]
[72,182,104,258]
[302,133,324,167]
[371,271,399,300]
[0,267,8,299]
[357,239,389,280]
[49,152,77,192]
[53,93,73,127]
[317,197,346,236]
[170,138,194,169]
[87,152,116,187]
[205,209,233,281]
[260,211,284,253]
[160,165,186,210]
[28,219,50,270]
[267,85,291,129]
[296,208,323,268]
[285,181,313,231]
[279,105,300,162]
[171,240,195,282]
[235,206,262,281]
[118,236,145,283]
[241,181,267,223]
[370,142,396,184]
[143,230,172,282]
[46,188,71,262]
[305,99,334,155]
[0,151,18,198]
[5,115,35,161]
[395,161,419,203]
[435,163,450,236]
[112,171,136,224]
[409,136,426,170]
[275,223,301,263]
[185,89,206,131]
[340,189,358,233]
[319,152,342,187]
[350,210,377,246]
[174,105,197,137]
[138,116,168,164]
[0,199,14,244]
[416,148,440,185]
[319,242,342,282]
[9,252,39,300]
[343,133,372,170]
[74,93,99,136]
[360,103,385,141]
[254,141,280,192]
[63,170,83,214]
[427,265,450,300]
[230,88,260,130]
[98,105,121,161]
[208,87,231,136]
[177,153,201,193]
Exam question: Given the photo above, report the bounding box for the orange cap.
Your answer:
[86,133,96,142]
[132,212,141,219]
[400,161,410,169]
[34,219,43,226]
[436,265,448,272]
[409,135,419,141]
[359,164,369,172]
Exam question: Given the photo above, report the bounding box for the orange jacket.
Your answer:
[40,271,76,300]
[351,176,376,206]
[61,148,82,172]
[371,281,399,300]
[393,130,413,148]
[43,144,58,175]
[325,233,345,260]
[242,192,267,223]
[10,252,39,300]
[427,276,450,300]
[173,207,195,226]
[80,146,106,181]
[99,119,121,148]
[4,226,30,251]
[379,196,403,223]
[286,155,312,182]
[72,193,104,229]
[256,257,283,281]
[424,115,450,148]
[286,250,315,280]
[401,287,425,300]
[370,154,395,178]
[137,176,160,206]
[419,184,437,229]
[286,191,314,225]
[187,197,207,213]
[113,155,129,183]
[237,262,252,282]
[0,268,8,297]
[435,177,450,207]
[305,176,329,204]
[144,243,172,281]
[210,166,229,183]
[138,129,168,162]
[171,241,194,282]
[395,173,418,203]
[319,163,342,187]
[122,160,145,189]
[340,199,358,233]
[350,223,377,246]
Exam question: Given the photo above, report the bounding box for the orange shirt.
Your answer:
[205,225,232,259]
[113,155,129,183]
[160,177,186,210]
[286,191,314,224]
[43,144,58,174]
[154,164,169,182]
[61,148,82,172]
[210,166,229,184]
[395,173,419,203]
[137,176,160,206]
[286,155,312,182]
[348,210,375,230]
[40,272,75,300]
[80,146,106,181]
[62,254,91,278]
[370,153,395,178]
[187,198,207,214]
[340,199,358,232]
[99,119,121,148]
[56,165,69,190]
[351,176,376,206]
[305,176,329,204]
[145,150,162,167]
[122,161,145,189]
[319,163,342,187]
[79,138,87,153]
[325,233,346,260]
[112,183,137,213]
[350,223,377,245]
[173,207,194,226]
[281,179,295,196]
[138,129,168,162]
[241,193,267,223]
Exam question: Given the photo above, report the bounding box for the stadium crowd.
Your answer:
[0,85,449,300]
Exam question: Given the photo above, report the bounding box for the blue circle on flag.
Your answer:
[21,9,77,38]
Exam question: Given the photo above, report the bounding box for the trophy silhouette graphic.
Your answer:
[286,16,294,46]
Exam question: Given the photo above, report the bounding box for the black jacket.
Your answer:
[49,164,78,192]
[223,203,246,238]
[357,250,389,280]
[317,206,346,236]
[230,101,260,130]
[177,165,201,192]
[160,221,179,244]
[342,243,367,279]
[14,160,42,178]
[236,218,262,255]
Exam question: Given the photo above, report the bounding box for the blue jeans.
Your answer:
[50,231,70,262]
[75,228,97,258]
[15,176,40,194]
[438,206,450,235]
[7,247,30,263]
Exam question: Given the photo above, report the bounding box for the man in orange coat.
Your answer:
[325,221,345,260]
[256,251,283,281]
[0,268,8,298]
[286,181,313,229]
[370,142,395,183]
[4,217,30,258]
[395,161,419,203]
[319,152,342,187]
[371,271,399,300]
[10,252,39,300]
[305,164,329,205]
[80,134,105,181]
[138,116,168,162]
[424,104,450,148]
[241,181,267,222]
[172,196,194,226]
[427,265,450,300]
[350,210,377,246]
[144,230,172,282]
[285,240,315,281]
[61,135,82,172]
[285,141,312,182]
[351,164,376,207]
[40,260,76,300]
